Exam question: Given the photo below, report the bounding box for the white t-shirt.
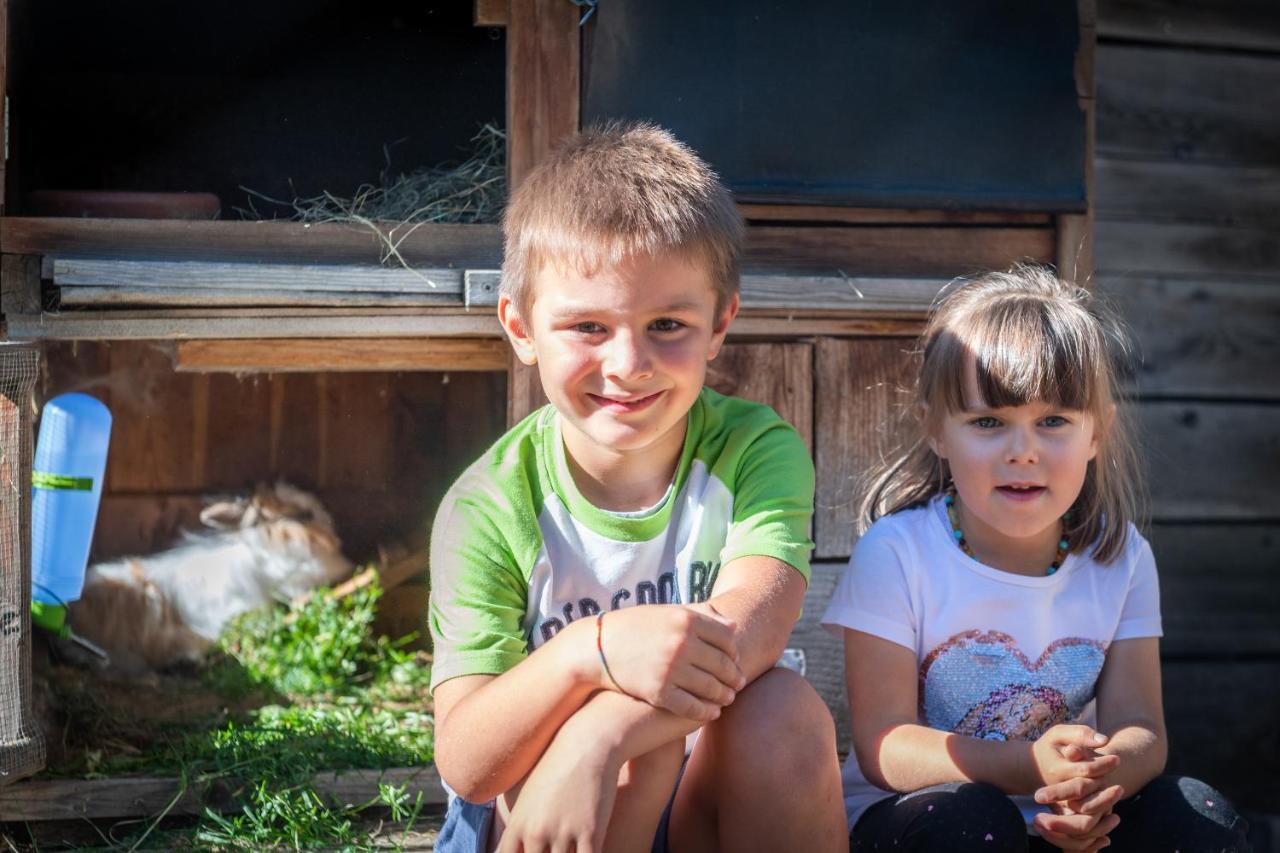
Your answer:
[820,496,1162,832]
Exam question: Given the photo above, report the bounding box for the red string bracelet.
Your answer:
[595,611,627,694]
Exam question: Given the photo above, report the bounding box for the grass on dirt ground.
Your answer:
[17,576,435,851]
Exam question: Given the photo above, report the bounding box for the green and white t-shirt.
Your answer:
[428,387,814,692]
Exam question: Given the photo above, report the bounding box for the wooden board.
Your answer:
[1153,523,1280,658]
[1095,221,1280,279]
[813,338,914,559]
[52,258,467,295]
[505,0,578,189]
[0,766,446,821]
[744,226,1054,277]
[738,205,1052,226]
[1098,275,1280,400]
[175,338,510,373]
[1096,44,1280,166]
[704,343,813,451]
[1141,401,1280,521]
[1098,0,1280,53]
[0,218,504,266]
[0,254,41,316]
[1095,157,1280,228]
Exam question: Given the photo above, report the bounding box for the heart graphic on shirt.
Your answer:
[919,630,1106,741]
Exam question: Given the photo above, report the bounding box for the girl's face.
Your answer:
[931,363,1099,548]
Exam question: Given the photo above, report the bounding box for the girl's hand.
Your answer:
[1033,808,1120,852]
[1030,725,1120,789]
[596,603,746,722]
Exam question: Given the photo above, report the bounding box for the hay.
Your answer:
[236,124,506,275]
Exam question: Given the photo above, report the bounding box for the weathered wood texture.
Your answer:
[474,0,508,28]
[0,254,41,316]
[1099,277,1280,400]
[0,766,446,821]
[1096,45,1280,165]
[505,0,578,189]
[1099,0,1280,53]
[1095,2,1280,819]
[738,205,1052,226]
[1141,402,1280,520]
[0,0,8,213]
[174,339,510,373]
[704,343,813,450]
[42,341,507,564]
[813,338,915,559]
[743,227,1054,276]
[786,561,850,749]
[1094,158,1280,228]
[0,219,504,266]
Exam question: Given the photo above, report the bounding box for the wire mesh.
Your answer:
[0,342,44,785]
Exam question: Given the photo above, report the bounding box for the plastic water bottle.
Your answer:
[30,393,112,635]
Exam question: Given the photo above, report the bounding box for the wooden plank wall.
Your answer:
[1094,0,1280,816]
[39,341,508,639]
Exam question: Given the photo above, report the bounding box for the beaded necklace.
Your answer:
[943,491,1069,576]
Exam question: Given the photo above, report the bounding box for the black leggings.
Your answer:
[850,775,1251,853]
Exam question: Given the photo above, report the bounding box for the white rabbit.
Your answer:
[68,482,353,672]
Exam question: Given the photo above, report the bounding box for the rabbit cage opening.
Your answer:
[18,339,506,783]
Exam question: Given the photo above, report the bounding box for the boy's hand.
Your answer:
[497,724,620,853]
[597,603,745,721]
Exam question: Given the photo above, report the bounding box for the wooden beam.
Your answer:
[738,204,1052,226]
[0,218,503,266]
[1057,0,1096,285]
[0,767,446,822]
[1098,0,1280,54]
[475,0,509,28]
[505,0,578,425]
[1097,44,1280,166]
[1098,274,1280,400]
[1,254,42,315]
[506,0,579,190]
[174,338,510,373]
[1095,221,1280,279]
[1094,157,1280,229]
[52,258,466,294]
[744,226,1055,276]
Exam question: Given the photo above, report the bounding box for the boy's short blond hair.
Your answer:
[500,122,744,318]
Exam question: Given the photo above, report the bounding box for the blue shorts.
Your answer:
[435,761,685,853]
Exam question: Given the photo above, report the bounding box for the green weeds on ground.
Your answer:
[90,577,435,851]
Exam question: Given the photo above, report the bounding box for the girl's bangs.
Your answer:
[933,299,1099,414]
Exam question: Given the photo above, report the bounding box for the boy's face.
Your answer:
[500,252,737,469]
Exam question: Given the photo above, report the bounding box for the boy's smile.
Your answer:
[500,252,737,509]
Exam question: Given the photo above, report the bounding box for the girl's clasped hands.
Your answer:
[1032,726,1124,851]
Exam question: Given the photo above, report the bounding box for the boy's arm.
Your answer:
[494,556,806,852]
[434,598,745,803]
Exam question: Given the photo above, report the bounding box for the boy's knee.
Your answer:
[716,667,837,761]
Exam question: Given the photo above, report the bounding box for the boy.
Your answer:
[429,123,846,853]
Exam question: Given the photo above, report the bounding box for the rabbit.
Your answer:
[68,482,354,672]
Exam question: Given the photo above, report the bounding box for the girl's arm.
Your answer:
[1092,636,1168,796]
[845,630,1117,795]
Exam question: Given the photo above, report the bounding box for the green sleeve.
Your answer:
[427,484,532,693]
[721,421,815,581]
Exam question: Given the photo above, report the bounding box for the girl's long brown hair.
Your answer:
[860,264,1146,563]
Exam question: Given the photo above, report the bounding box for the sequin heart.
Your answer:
[919,630,1106,741]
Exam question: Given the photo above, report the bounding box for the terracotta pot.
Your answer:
[26,190,221,220]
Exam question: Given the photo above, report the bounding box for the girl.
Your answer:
[821,266,1250,852]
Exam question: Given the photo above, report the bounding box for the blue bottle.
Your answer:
[30,393,112,636]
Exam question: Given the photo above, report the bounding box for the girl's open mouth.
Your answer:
[996,484,1045,501]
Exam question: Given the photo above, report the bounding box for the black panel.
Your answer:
[583,1,1086,211]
